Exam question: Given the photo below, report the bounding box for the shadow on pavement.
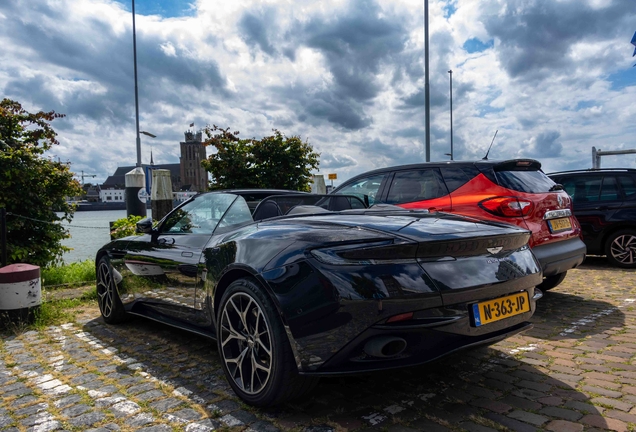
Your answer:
[578,255,636,272]
[526,290,625,341]
[82,310,617,431]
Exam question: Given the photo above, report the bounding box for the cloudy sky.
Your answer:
[2,0,635,186]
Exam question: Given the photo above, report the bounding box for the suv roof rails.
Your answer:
[548,168,636,175]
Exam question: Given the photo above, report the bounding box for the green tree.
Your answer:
[0,99,82,267]
[201,126,320,191]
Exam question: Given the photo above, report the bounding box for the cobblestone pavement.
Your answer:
[1,257,636,432]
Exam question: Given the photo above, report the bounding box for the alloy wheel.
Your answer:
[610,234,636,266]
[220,292,272,395]
[97,260,115,318]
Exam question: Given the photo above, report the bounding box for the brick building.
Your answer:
[179,131,208,192]
[101,131,209,194]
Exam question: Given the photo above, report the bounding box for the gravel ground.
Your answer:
[1,256,635,432]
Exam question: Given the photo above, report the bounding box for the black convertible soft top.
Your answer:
[252,194,367,221]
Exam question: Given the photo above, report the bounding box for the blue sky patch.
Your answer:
[476,91,504,117]
[443,1,457,18]
[478,105,504,117]
[575,100,597,110]
[463,38,494,54]
[115,0,194,18]
[607,68,636,91]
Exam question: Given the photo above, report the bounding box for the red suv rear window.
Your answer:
[495,170,557,193]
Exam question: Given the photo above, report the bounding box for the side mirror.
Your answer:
[136,217,154,234]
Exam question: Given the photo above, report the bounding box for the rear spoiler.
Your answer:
[476,159,542,172]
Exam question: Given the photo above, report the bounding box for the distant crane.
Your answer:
[76,170,97,185]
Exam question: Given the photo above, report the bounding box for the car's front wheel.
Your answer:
[96,257,128,324]
[217,278,318,406]
[605,229,636,268]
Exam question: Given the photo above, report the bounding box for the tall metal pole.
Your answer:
[448,69,453,161]
[132,0,141,167]
[424,0,430,162]
[126,0,147,217]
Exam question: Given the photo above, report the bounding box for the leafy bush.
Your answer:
[110,215,144,239]
[41,260,96,287]
[0,99,83,267]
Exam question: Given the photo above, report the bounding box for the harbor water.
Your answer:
[59,210,152,263]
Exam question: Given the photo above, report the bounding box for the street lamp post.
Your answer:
[424,0,430,162]
[126,0,146,217]
[132,0,141,167]
[448,69,453,161]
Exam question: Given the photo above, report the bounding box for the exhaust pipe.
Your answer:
[364,336,407,358]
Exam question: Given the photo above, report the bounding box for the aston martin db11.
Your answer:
[95,191,543,406]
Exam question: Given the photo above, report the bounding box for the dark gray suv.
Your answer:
[549,168,636,268]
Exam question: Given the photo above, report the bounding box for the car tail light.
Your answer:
[417,233,530,258]
[310,240,418,265]
[479,197,533,217]
[386,312,414,323]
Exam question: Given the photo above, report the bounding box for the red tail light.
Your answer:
[386,312,414,323]
[479,197,533,217]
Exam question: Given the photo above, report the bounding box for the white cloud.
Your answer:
[1,0,635,187]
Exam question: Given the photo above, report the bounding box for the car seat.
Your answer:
[328,196,353,211]
[252,200,282,221]
[394,179,422,202]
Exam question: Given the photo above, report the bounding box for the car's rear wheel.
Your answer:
[605,229,636,268]
[217,278,318,406]
[96,257,128,324]
[537,272,567,291]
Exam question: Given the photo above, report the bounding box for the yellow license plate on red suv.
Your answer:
[547,217,572,233]
[472,292,530,326]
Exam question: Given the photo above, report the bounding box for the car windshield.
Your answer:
[161,193,253,235]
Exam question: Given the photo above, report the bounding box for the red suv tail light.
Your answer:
[479,197,533,218]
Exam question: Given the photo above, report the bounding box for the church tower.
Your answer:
[179,130,208,192]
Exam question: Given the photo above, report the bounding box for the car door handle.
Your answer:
[593,206,609,211]
[181,251,193,257]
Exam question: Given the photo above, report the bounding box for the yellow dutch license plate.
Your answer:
[472,292,531,327]
[548,217,572,233]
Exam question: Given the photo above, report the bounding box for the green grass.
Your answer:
[1,294,96,334]
[42,260,96,287]
[25,288,97,331]
[33,299,82,328]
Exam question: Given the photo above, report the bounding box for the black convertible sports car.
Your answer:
[95,191,543,406]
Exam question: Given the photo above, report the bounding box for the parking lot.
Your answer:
[1,256,635,432]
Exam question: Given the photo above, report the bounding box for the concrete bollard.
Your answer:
[151,169,173,222]
[125,166,147,218]
[0,263,42,327]
[312,175,327,194]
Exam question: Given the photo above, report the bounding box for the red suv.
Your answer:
[332,159,586,290]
